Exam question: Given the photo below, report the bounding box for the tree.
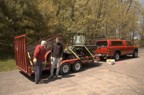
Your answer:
[0,0,143,54]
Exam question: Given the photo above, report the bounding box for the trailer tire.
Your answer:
[72,61,82,72]
[60,63,71,75]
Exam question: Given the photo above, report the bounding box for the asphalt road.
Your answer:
[0,48,144,95]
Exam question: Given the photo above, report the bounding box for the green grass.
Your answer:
[0,59,17,72]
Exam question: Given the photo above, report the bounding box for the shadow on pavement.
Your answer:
[120,55,139,61]
[19,71,35,82]
[19,70,76,84]
[99,55,139,62]
[40,74,75,84]
[80,62,102,71]
[19,62,102,83]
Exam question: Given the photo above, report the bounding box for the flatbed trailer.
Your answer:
[14,34,99,76]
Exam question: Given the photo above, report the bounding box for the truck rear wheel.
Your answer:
[114,52,120,61]
[72,61,82,72]
[133,50,138,58]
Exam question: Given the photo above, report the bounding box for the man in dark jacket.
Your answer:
[33,40,47,84]
[49,37,63,78]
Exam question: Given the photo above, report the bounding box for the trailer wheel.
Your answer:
[133,50,138,58]
[72,61,82,72]
[114,52,120,61]
[60,63,71,75]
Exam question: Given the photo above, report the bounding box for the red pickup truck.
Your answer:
[95,39,138,61]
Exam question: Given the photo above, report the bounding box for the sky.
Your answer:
[139,0,144,6]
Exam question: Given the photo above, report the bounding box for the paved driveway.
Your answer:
[0,48,144,95]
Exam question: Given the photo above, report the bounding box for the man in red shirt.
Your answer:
[33,40,47,84]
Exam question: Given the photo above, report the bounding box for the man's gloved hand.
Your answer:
[44,61,47,64]
[51,57,53,62]
[33,58,37,64]
[60,57,62,61]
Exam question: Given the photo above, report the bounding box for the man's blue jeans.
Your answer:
[34,62,42,82]
[50,57,60,77]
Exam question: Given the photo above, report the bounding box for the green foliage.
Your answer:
[0,0,143,54]
[0,59,16,72]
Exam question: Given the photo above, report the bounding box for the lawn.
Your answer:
[0,59,17,72]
